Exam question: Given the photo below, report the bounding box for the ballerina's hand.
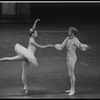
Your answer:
[36,18,40,22]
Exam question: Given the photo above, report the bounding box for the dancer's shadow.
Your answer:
[26,89,64,95]
[77,89,100,95]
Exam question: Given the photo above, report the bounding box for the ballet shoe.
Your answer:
[68,90,75,96]
[21,87,28,95]
[23,86,27,90]
[24,88,28,94]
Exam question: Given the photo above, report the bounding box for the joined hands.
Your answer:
[47,44,62,50]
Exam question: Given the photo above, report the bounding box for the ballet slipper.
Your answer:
[68,90,75,96]
[21,86,28,94]
[24,88,28,94]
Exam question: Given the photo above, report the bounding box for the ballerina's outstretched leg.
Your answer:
[0,55,26,62]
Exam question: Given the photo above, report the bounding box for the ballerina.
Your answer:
[0,18,52,94]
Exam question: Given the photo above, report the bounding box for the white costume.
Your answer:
[14,43,37,66]
[55,36,89,95]
[55,36,88,57]
[66,37,88,58]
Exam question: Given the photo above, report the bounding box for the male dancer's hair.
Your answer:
[69,27,78,35]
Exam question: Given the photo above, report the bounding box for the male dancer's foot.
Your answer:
[68,90,75,95]
[65,89,75,96]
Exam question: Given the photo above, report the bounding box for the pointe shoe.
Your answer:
[68,91,75,96]
[23,86,27,90]
[22,87,28,94]
[24,88,28,94]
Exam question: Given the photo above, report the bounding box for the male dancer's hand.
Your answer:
[53,44,62,50]
[87,45,92,50]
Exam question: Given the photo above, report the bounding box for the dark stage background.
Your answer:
[0,3,100,44]
[30,3,100,44]
[0,3,100,99]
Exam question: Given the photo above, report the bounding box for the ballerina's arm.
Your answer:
[32,18,40,30]
[31,39,52,48]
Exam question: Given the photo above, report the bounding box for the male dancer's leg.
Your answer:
[65,57,77,96]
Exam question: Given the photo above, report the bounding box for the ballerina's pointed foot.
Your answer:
[22,87,28,94]
[24,88,28,94]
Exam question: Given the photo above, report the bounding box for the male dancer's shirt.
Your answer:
[61,37,88,58]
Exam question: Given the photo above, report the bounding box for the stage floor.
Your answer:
[0,23,100,99]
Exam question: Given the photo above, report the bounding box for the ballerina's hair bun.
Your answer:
[29,28,35,36]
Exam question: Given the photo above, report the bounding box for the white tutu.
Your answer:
[14,43,38,66]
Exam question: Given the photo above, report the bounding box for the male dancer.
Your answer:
[53,27,91,95]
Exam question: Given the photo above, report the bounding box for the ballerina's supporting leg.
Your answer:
[22,61,29,94]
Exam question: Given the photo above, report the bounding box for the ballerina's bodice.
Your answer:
[28,37,36,54]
